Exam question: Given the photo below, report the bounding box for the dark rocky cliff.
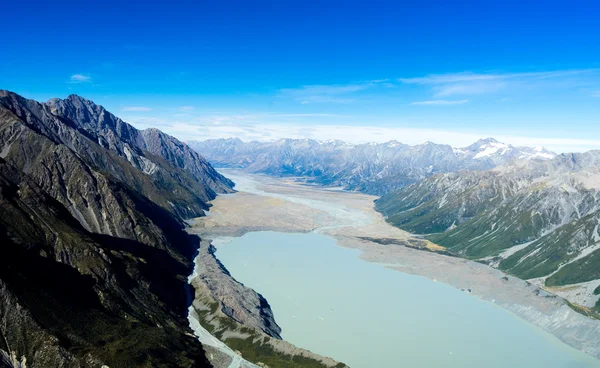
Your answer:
[0,90,234,367]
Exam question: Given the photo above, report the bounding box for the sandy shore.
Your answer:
[190,169,600,360]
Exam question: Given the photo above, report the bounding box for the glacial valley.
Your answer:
[187,170,600,367]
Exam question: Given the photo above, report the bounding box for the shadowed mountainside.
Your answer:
[0,90,235,367]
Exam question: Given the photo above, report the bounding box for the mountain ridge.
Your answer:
[190,137,556,194]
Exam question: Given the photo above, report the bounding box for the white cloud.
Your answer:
[271,113,351,118]
[282,84,367,95]
[399,70,597,85]
[179,105,196,111]
[278,79,389,104]
[69,74,92,83]
[279,84,365,104]
[119,112,351,132]
[399,72,501,84]
[273,69,599,104]
[434,82,505,97]
[399,69,599,97]
[298,96,357,104]
[410,99,468,106]
[121,106,152,112]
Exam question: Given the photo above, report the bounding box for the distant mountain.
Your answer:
[190,137,556,194]
[0,90,235,367]
[376,152,600,312]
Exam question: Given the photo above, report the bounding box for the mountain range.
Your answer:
[190,137,556,194]
[376,152,600,313]
[0,91,234,367]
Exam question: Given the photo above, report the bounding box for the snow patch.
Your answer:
[139,156,158,175]
[473,142,510,159]
[0,142,13,158]
[498,242,533,259]
[531,152,556,159]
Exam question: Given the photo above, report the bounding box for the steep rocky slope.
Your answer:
[188,240,347,368]
[0,158,210,367]
[376,153,600,312]
[190,137,555,194]
[0,90,235,367]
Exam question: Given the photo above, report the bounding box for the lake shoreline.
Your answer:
[211,230,600,367]
[190,170,600,362]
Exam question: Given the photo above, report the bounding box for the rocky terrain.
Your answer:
[376,153,600,314]
[0,90,236,367]
[190,137,555,194]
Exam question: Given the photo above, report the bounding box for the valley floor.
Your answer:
[189,169,600,361]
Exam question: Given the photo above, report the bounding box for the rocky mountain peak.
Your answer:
[466,137,503,150]
[47,94,128,135]
[478,137,499,144]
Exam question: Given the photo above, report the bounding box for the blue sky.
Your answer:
[2,0,600,152]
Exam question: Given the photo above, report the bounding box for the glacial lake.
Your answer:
[214,231,600,368]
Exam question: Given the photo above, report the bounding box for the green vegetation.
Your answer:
[225,335,333,368]
[594,285,600,295]
[192,301,343,368]
[193,301,238,339]
[427,200,552,260]
[566,301,600,320]
[500,213,600,281]
[377,178,557,260]
[546,248,600,287]
[356,236,455,256]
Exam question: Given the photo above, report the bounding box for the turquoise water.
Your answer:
[215,231,600,368]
